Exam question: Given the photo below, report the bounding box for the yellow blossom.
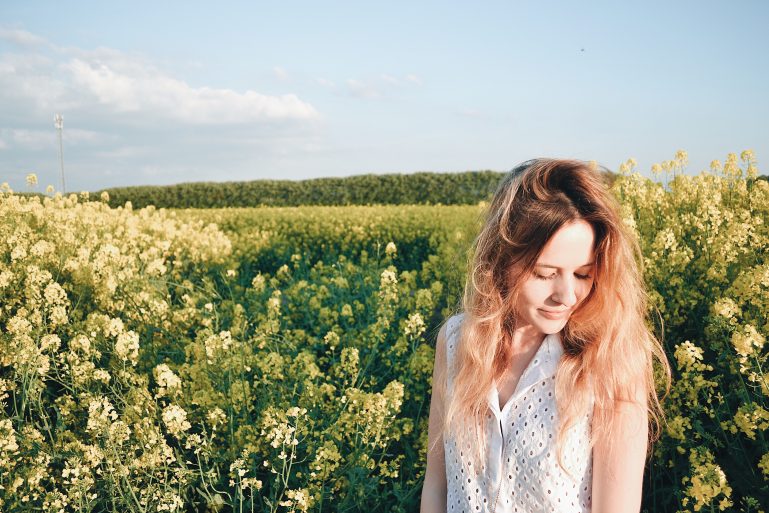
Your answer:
[162,404,191,438]
[731,324,765,358]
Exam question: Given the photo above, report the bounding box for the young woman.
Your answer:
[421,159,670,513]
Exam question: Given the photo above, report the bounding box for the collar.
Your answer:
[488,331,564,418]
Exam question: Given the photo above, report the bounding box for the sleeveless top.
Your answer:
[443,312,593,513]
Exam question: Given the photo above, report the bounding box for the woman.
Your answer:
[420,159,670,513]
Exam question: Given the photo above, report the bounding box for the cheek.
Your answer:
[577,279,595,300]
[519,280,550,307]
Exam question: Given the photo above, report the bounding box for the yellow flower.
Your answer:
[675,149,689,168]
[251,273,266,292]
[206,407,227,429]
[731,324,765,358]
[711,297,740,323]
[279,488,311,512]
[115,330,140,365]
[683,448,732,511]
[740,149,755,164]
[404,312,426,338]
[153,364,182,398]
[86,397,118,434]
[730,404,769,440]
[758,452,769,478]
[666,415,691,441]
[674,340,704,371]
[162,404,191,438]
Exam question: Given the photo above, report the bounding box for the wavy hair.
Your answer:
[436,158,671,472]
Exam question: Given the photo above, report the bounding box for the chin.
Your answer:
[538,324,564,335]
[534,318,568,335]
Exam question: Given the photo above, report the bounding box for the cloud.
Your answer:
[273,66,288,80]
[64,58,317,123]
[2,129,53,149]
[345,73,422,100]
[0,28,47,47]
[0,31,319,125]
[456,108,481,118]
[315,77,336,89]
[405,74,422,86]
[346,79,382,99]
[93,145,149,159]
[0,28,327,191]
[0,127,116,150]
[381,73,400,85]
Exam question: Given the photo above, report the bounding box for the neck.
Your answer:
[509,324,547,351]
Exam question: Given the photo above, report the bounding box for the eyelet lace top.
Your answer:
[443,312,593,513]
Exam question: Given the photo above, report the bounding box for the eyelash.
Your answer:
[534,273,592,281]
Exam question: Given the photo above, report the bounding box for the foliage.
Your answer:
[91,170,617,210]
[1,151,768,512]
[614,150,769,512]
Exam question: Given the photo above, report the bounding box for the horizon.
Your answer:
[1,1,768,192]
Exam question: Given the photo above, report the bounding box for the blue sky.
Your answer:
[1,0,767,192]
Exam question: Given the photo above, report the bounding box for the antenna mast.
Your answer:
[54,113,65,193]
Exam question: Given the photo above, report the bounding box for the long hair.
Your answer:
[437,158,671,472]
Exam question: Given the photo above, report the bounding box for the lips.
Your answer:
[538,309,570,320]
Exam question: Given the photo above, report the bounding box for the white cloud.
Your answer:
[346,79,382,99]
[405,74,422,86]
[0,52,79,111]
[345,73,422,99]
[0,32,319,124]
[5,129,53,149]
[63,58,318,123]
[273,66,288,80]
[0,28,47,47]
[94,145,147,158]
[65,128,115,144]
[381,73,399,85]
[0,29,327,191]
[457,108,481,118]
[0,127,117,150]
[316,77,336,89]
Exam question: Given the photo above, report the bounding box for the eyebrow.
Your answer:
[534,261,595,269]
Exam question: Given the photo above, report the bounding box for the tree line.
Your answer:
[89,170,624,209]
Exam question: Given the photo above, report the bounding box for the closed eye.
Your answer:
[534,273,592,281]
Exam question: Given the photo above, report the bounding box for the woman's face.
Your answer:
[512,219,596,336]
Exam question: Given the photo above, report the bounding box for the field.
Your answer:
[1,152,768,512]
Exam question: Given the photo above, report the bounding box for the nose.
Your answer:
[552,275,578,307]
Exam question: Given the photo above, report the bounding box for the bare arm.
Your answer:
[420,321,448,513]
[591,383,649,513]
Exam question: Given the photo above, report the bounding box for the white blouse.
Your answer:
[443,313,593,513]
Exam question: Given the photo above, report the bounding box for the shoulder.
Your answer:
[437,312,463,347]
[445,312,465,338]
[442,312,465,345]
[436,312,465,365]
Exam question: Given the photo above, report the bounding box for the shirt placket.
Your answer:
[488,336,554,513]
[487,390,512,513]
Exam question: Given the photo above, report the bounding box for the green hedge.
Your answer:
[94,170,619,209]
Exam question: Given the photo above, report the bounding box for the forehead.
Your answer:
[536,220,595,268]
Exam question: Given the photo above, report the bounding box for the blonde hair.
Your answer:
[436,158,671,471]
